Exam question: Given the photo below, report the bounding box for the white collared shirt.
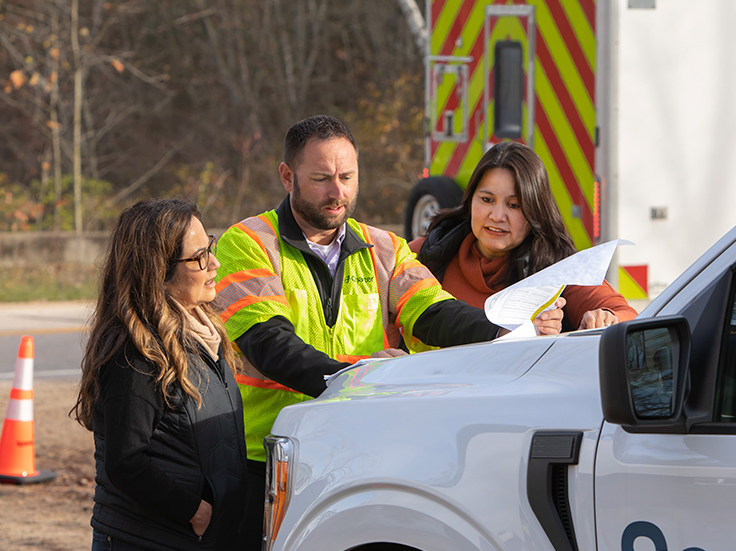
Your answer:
[303,224,347,278]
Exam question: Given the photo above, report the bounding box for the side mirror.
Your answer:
[599,316,691,432]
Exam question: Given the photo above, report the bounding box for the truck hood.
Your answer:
[319,331,595,402]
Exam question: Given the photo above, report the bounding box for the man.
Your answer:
[215,115,564,547]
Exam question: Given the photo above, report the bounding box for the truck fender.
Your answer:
[279,482,503,551]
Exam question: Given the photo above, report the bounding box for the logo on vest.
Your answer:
[345,275,374,284]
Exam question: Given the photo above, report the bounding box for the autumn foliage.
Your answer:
[0,0,426,232]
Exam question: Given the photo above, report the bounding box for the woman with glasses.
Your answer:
[72,198,247,551]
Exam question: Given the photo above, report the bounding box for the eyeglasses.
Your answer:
[174,235,217,271]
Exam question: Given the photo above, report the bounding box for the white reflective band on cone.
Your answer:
[5,399,34,422]
[12,358,34,391]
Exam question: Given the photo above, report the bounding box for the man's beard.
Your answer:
[291,174,358,231]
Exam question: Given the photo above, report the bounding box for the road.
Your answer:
[0,301,92,380]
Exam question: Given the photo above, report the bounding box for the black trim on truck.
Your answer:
[527,431,583,551]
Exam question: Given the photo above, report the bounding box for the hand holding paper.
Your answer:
[484,239,633,338]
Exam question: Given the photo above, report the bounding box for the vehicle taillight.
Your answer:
[263,436,295,551]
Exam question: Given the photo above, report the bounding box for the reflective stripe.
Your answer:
[12,358,33,391]
[220,295,289,325]
[10,389,32,400]
[396,278,442,321]
[5,398,33,422]
[234,374,297,393]
[233,217,282,276]
[336,354,370,364]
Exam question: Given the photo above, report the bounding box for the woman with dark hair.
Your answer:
[71,198,247,550]
[410,141,636,331]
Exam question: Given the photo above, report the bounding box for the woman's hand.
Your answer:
[533,297,566,335]
[190,499,212,537]
[578,309,619,330]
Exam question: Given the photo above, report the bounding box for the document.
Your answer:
[485,239,633,337]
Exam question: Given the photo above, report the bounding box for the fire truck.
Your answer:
[404,0,736,301]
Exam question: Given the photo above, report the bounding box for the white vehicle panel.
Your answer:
[272,335,605,551]
[596,422,736,551]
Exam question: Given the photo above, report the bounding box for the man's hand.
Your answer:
[578,308,619,330]
[533,297,566,335]
[190,499,212,537]
[370,348,408,359]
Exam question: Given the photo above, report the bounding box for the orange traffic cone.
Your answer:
[0,335,56,485]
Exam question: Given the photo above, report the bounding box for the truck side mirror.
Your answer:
[599,316,691,432]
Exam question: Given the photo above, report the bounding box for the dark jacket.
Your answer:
[91,339,247,551]
[236,198,501,399]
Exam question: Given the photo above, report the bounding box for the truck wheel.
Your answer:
[404,176,463,240]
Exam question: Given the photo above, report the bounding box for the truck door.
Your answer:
[595,262,736,550]
[484,4,536,149]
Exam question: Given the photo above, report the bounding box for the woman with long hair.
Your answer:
[72,198,247,550]
[410,141,636,331]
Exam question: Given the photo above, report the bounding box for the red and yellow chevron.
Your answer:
[618,265,648,300]
[428,0,597,251]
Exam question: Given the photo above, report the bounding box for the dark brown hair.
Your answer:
[284,115,357,169]
[429,141,576,283]
[71,198,240,430]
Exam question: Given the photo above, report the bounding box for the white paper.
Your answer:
[484,239,633,331]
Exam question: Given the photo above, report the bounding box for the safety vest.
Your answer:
[216,209,453,461]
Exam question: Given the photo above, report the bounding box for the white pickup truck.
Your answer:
[261,226,736,551]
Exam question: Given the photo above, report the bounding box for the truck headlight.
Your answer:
[263,435,295,551]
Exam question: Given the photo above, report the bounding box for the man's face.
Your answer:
[280,137,359,244]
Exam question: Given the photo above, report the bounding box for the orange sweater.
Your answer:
[410,233,637,329]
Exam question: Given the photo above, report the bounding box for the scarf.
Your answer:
[173,302,221,361]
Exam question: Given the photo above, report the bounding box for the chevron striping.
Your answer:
[534,129,592,249]
[535,63,595,208]
[558,0,596,69]
[536,0,594,111]
[431,0,463,55]
[535,96,594,245]
[536,30,595,167]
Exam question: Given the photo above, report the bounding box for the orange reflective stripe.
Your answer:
[220,295,289,324]
[393,258,424,278]
[360,223,394,349]
[395,278,438,322]
[234,374,298,393]
[234,222,270,259]
[336,354,370,364]
[216,268,277,292]
[255,213,277,234]
[10,388,32,400]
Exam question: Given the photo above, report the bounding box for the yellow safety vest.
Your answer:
[216,210,453,461]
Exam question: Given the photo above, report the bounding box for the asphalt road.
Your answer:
[0,301,92,380]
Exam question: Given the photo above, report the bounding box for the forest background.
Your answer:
[0,0,427,300]
[0,0,425,233]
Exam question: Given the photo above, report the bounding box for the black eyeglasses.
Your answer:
[174,235,216,270]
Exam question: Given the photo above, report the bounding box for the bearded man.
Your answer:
[214,115,564,548]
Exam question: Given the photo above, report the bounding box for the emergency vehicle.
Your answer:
[404,0,736,301]
[260,225,736,550]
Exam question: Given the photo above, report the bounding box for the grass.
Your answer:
[0,263,99,302]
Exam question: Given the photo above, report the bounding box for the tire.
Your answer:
[404,176,463,240]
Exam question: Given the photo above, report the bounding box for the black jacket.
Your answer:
[91,339,247,551]
[237,197,501,398]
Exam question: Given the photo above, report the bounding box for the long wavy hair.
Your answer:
[71,198,240,430]
[428,141,576,283]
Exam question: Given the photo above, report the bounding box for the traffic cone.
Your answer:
[0,335,56,485]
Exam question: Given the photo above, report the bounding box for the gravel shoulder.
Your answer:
[0,378,95,551]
